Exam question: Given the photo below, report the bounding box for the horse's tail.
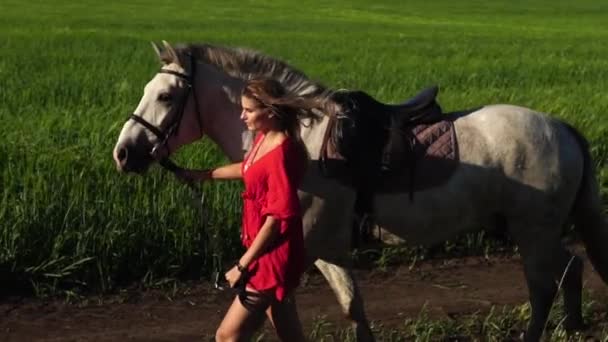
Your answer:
[564,122,608,284]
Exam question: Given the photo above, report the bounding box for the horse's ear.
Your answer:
[151,41,162,62]
[161,40,178,64]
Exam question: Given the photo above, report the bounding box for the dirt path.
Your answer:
[2,255,607,341]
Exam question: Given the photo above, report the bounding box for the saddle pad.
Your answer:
[381,119,459,193]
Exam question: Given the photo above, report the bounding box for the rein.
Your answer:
[161,159,245,297]
[160,158,231,294]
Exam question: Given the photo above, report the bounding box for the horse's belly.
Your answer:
[373,188,482,246]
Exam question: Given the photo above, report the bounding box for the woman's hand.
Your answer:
[225,265,243,288]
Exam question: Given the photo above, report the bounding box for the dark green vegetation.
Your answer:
[1,0,607,297]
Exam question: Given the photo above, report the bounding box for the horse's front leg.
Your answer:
[314,259,374,342]
[300,183,374,341]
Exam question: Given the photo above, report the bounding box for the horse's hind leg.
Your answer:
[510,223,584,341]
[561,252,585,332]
[314,259,374,342]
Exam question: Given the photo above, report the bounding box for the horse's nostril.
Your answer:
[117,147,128,163]
[113,143,150,173]
[113,145,130,171]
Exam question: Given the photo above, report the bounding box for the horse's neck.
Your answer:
[196,64,330,162]
[196,67,247,162]
[300,115,330,160]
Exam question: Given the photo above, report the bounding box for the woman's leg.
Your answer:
[266,293,306,342]
[216,288,271,342]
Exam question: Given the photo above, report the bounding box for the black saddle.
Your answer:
[321,86,445,247]
[331,86,441,125]
[324,86,443,176]
[386,86,441,121]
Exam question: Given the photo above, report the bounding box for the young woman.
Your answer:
[175,78,321,341]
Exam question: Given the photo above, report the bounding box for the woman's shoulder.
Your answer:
[279,136,307,168]
[277,135,302,155]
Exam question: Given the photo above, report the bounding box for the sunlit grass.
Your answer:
[306,292,608,341]
[0,0,607,295]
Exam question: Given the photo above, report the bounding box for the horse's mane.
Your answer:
[162,43,329,99]
[160,43,343,152]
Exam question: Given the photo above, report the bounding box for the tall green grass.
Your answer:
[1,0,607,295]
[304,299,608,341]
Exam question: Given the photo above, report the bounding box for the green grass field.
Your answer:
[1,0,607,296]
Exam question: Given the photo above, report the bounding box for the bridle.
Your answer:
[125,54,238,290]
[127,53,203,165]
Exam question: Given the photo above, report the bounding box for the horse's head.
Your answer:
[113,41,204,173]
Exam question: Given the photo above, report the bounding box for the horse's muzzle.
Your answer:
[113,143,152,174]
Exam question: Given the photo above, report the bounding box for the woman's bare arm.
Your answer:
[175,162,243,183]
[224,215,280,287]
[238,216,280,268]
[208,162,243,180]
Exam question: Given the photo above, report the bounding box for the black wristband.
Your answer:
[235,262,247,273]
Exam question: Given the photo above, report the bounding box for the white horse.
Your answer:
[113,41,608,341]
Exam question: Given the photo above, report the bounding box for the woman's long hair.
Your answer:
[242,78,334,161]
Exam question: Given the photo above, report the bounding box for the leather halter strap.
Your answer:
[127,54,203,159]
[129,113,165,140]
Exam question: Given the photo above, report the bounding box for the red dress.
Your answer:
[241,133,306,301]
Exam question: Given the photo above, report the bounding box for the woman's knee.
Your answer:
[215,325,237,342]
[215,326,233,342]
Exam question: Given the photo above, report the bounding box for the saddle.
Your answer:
[319,86,459,248]
[383,85,442,123]
[320,85,458,198]
[379,86,445,174]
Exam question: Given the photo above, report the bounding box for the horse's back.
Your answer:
[453,104,580,171]
[372,104,584,244]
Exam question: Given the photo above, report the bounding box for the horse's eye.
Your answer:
[158,93,172,103]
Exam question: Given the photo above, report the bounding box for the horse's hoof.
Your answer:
[564,319,588,333]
